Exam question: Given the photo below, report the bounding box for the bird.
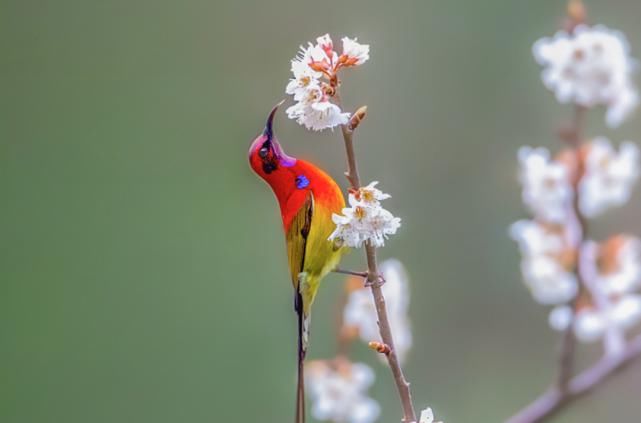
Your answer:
[248,103,347,423]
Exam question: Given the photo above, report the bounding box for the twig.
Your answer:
[335,93,417,423]
[505,333,641,423]
[333,268,368,278]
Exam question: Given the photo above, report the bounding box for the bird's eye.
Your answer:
[259,147,269,158]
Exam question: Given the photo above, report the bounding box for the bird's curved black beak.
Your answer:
[263,100,285,140]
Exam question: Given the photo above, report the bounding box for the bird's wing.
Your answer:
[285,191,314,290]
[285,191,315,423]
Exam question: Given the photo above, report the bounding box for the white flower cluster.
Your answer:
[513,139,641,344]
[517,139,639,221]
[533,24,639,128]
[329,182,401,248]
[517,147,573,223]
[285,34,370,131]
[549,237,641,344]
[306,360,380,423]
[510,220,578,305]
[343,259,412,364]
[580,137,640,217]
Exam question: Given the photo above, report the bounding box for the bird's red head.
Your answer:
[248,102,297,182]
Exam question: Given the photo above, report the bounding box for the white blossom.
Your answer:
[306,360,380,423]
[286,85,350,131]
[329,182,401,248]
[548,305,573,331]
[520,256,578,305]
[533,24,638,127]
[579,138,640,217]
[550,296,641,342]
[316,34,334,53]
[518,147,573,223]
[286,56,322,100]
[343,259,412,364]
[510,220,565,257]
[341,37,370,66]
[572,295,641,342]
[510,220,578,305]
[357,181,392,205]
[597,236,641,295]
[610,294,641,330]
[419,407,444,423]
[607,81,639,127]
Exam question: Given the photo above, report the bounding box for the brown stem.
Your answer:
[556,105,588,392]
[333,268,369,278]
[505,333,641,423]
[335,94,417,423]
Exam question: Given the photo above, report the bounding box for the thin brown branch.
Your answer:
[333,268,368,278]
[556,105,588,392]
[335,94,417,423]
[505,333,641,423]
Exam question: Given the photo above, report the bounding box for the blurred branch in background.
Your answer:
[506,333,641,423]
[507,1,641,422]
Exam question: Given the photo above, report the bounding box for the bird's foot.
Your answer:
[364,273,385,287]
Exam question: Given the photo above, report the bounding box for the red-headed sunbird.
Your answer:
[248,104,347,423]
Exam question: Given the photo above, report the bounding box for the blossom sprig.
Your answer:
[511,22,641,348]
[513,141,641,340]
[507,3,641,421]
[533,24,639,128]
[285,34,370,131]
[329,182,401,248]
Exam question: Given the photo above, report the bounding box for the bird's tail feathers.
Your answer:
[295,291,308,423]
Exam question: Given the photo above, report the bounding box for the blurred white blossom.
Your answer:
[558,295,641,342]
[596,236,641,295]
[518,147,573,223]
[285,34,369,131]
[419,407,444,423]
[510,220,565,257]
[510,220,578,305]
[533,24,638,128]
[306,360,380,423]
[520,257,578,305]
[579,138,640,218]
[343,259,412,364]
[548,305,573,331]
[329,182,401,248]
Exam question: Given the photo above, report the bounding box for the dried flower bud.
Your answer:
[567,0,587,26]
[348,106,368,131]
[368,341,391,355]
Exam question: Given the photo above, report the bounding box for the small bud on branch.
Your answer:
[368,341,392,355]
[567,0,586,26]
[349,106,368,131]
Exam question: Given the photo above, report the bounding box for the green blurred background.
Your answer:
[3,0,641,421]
